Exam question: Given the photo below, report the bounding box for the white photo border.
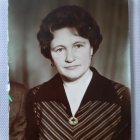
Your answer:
[128,0,140,139]
[0,0,140,139]
[0,0,9,140]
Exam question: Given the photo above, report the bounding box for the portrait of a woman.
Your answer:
[26,5,131,140]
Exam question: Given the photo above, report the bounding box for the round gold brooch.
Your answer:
[69,117,78,126]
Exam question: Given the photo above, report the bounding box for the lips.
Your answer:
[64,65,80,70]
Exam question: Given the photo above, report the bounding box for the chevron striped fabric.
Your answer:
[26,68,131,140]
[35,100,121,140]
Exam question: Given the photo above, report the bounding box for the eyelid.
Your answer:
[52,45,64,51]
[73,43,84,48]
[52,46,65,52]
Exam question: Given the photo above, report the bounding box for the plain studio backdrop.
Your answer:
[8,0,130,89]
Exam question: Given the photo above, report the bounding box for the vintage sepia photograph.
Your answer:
[8,0,131,139]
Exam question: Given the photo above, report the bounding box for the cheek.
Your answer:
[77,49,92,59]
[51,55,65,66]
[82,51,92,64]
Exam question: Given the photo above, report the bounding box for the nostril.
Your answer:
[65,60,73,63]
[65,58,75,63]
[65,55,75,63]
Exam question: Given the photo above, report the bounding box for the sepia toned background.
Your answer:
[8,0,130,88]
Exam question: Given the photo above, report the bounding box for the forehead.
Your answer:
[51,27,88,47]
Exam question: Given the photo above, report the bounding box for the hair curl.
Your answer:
[37,5,102,59]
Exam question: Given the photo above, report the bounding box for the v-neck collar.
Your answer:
[35,67,120,116]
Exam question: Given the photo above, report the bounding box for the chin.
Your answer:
[61,73,84,82]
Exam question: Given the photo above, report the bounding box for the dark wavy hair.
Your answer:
[37,5,102,59]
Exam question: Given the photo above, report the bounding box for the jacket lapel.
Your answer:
[36,67,120,114]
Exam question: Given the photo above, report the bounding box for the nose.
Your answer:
[65,49,75,63]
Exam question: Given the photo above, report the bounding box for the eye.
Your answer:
[55,48,64,52]
[74,44,84,48]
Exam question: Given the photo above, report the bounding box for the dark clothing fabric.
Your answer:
[9,81,27,140]
[26,68,131,140]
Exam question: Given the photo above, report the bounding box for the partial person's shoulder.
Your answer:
[10,81,26,90]
[10,81,27,96]
[9,81,27,106]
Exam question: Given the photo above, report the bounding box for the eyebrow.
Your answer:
[73,41,86,45]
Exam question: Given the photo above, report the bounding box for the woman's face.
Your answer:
[50,27,93,82]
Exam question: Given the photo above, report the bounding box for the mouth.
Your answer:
[64,65,80,70]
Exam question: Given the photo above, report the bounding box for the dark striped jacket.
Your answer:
[26,68,131,140]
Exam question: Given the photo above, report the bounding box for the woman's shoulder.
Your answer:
[92,67,131,102]
[27,74,61,100]
[111,81,130,95]
[110,80,131,103]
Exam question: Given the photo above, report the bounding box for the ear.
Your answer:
[90,47,93,56]
[50,59,54,67]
